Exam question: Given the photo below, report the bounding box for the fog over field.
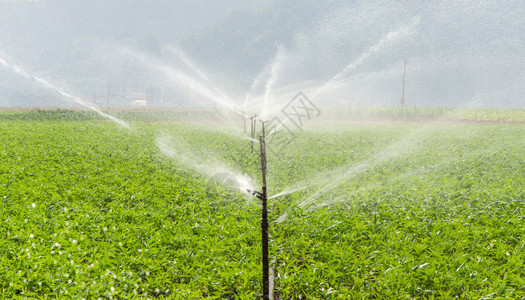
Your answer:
[0,0,524,108]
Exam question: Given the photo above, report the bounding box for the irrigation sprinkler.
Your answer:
[246,120,270,300]
[243,108,247,133]
[250,114,257,153]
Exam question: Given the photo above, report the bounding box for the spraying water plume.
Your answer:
[156,133,255,195]
[310,16,420,100]
[0,53,130,129]
[119,47,237,112]
[164,45,235,108]
[269,123,446,213]
[261,46,287,119]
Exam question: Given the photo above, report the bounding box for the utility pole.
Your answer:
[400,59,406,106]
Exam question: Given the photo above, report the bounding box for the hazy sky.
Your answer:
[0,0,524,108]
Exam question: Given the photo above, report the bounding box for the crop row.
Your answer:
[0,115,524,298]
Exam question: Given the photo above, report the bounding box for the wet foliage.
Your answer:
[0,110,524,298]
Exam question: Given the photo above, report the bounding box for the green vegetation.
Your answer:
[2,106,524,123]
[0,110,524,298]
[319,106,525,123]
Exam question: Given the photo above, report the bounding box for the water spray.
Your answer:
[0,53,130,129]
[242,107,247,133]
[246,120,270,300]
[250,114,257,153]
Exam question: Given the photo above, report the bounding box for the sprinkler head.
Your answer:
[247,189,264,200]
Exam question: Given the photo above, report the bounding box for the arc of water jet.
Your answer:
[247,18,418,116]
[262,61,281,118]
[244,79,319,119]
[120,47,237,112]
[156,133,257,194]
[263,116,296,142]
[165,45,236,106]
[243,136,260,143]
[245,52,276,112]
[311,16,421,100]
[273,106,508,221]
[274,212,288,223]
[57,89,130,128]
[296,124,434,208]
[126,50,246,132]
[259,46,286,119]
[166,46,212,82]
[124,51,246,133]
[275,143,493,222]
[241,94,251,115]
[298,160,369,208]
[250,60,273,93]
[268,187,307,200]
[0,54,130,129]
[297,114,489,209]
[305,142,500,212]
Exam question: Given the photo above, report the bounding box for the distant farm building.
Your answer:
[131,99,148,107]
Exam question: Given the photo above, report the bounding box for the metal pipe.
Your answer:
[246,121,270,299]
[259,121,269,300]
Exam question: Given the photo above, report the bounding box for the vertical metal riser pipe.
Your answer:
[259,123,269,300]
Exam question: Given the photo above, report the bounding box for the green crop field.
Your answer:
[0,109,524,299]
